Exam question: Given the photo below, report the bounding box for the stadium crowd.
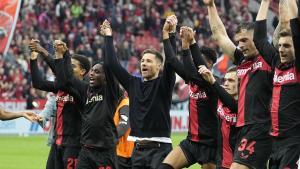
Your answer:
[0,0,255,100]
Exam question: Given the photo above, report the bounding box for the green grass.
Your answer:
[0,133,200,169]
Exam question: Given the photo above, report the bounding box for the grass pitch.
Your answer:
[0,133,199,169]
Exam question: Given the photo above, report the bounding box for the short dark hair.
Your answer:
[235,22,255,34]
[279,29,292,38]
[72,54,91,75]
[200,46,217,64]
[227,66,237,73]
[141,48,163,63]
[92,60,104,67]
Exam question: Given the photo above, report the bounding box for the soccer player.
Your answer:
[159,26,218,169]
[204,0,274,168]
[113,93,134,169]
[198,65,238,169]
[101,16,176,168]
[52,38,121,168]
[0,107,37,121]
[29,40,91,169]
[253,0,300,168]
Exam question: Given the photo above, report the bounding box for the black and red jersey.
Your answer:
[254,19,300,138]
[30,58,82,147]
[187,82,218,145]
[167,42,218,145]
[270,65,300,137]
[55,91,82,147]
[216,100,237,168]
[234,51,273,127]
[210,82,238,168]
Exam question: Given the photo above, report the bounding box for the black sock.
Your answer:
[157,163,174,169]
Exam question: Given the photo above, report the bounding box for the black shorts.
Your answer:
[46,144,56,169]
[54,144,81,169]
[179,139,217,167]
[131,141,172,169]
[269,137,300,169]
[117,156,131,169]
[233,123,272,169]
[76,146,117,169]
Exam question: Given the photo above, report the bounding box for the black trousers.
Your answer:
[131,141,172,169]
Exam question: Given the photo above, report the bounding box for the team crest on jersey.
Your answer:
[86,94,103,104]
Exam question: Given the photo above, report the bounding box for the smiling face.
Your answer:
[89,63,106,87]
[140,53,162,81]
[234,29,258,58]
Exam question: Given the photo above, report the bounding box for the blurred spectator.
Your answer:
[2,0,258,100]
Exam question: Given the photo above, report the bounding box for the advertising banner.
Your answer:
[0,0,22,55]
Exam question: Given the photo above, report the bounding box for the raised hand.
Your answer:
[29,39,49,57]
[203,0,214,6]
[29,39,40,60]
[198,65,216,84]
[99,19,112,36]
[180,26,196,47]
[163,15,177,33]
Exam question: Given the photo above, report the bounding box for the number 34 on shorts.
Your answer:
[237,138,256,159]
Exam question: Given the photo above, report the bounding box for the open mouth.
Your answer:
[90,77,95,83]
[141,68,148,72]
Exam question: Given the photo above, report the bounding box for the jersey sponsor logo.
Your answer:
[189,90,207,100]
[273,71,296,84]
[237,62,263,77]
[189,85,208,100]
[86,94,103,104]
[237,67,252,77]
[56,94,74,103]
[217,105,236,124]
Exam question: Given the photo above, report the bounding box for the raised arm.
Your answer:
[180,26,208,70]
[161,15,177,87]
[29,51,58,93]
[198,65,237,113]
[177,26,204,83]
[29,40,57,74]
[57,50,88,106]
[157,16,193,82]
[254,0,279,67]
[289,0,300,71]
[204,0,237,62]
[273,0,297,48]
[100,20,132,91]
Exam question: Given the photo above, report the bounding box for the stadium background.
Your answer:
[0,0,280,168]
